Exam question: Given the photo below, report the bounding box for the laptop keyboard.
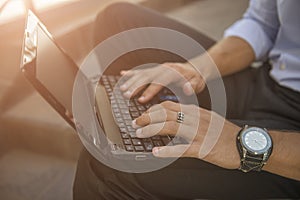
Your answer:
[101,75,182,152]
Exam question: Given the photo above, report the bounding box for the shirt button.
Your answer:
[280,64,286,70]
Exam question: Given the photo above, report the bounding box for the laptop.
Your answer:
[20,10,186,162]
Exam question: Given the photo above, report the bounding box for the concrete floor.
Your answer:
[0,0,248,199]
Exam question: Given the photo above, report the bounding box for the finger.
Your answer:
[160,101,182,112]
[153,144,200,158]
[134,108,196,128]
[152,145,189,158]
[136,121,178,138]
[138,83,163,103]
[120,74,139,91]
[145,104,166,113]
[134,109,177,127]
[122,78,148,98]
[182,77,200,96]
[143,102,180,115]
[120,70,135,77]
[147,102,200,121]
[183,76,205,95]
[120,70,128,76]
[136,121,194,139]
[193,77,206,94]
[125,85,147,99]
[159,101,198,119]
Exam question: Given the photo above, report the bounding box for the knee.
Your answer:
[99,2,138,20]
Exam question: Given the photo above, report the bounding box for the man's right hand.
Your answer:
[119,62,206,103]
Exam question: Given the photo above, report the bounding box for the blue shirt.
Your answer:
[224,0,300,92]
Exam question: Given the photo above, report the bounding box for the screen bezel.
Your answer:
[20,10,77,129]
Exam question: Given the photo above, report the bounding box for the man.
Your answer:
[74,0,300,199]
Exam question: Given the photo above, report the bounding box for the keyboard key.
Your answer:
[121,133,130,139]
[110,96,115,101]
[113,108,120,113]
[125,120,132,126]
[116,118,124,123]
[125,145,134,152]
[129,131,137,138]
[131,112,139,118]
[127,126,135,132]
[118,123,126,128]
[117,99,126,104]
[129,106,138,112]
[153,140,163,147]
[114,112,122,118]
[133,98,140,104]
[114,91,122,96]
[111,104,118,108]
[111,100,117,105]
[142,138,151,142]
[134,146,145,152]
[132,139,142,146]
[129,101,136,107]
[122,109,130,114]
[123,139,131,145]
[137,105,146,111]
[119,104,128,109]
[144,142,153,152]
[123,115,132,120]
[120,127,127,133]
[151,135,161,140]
[162,136,173,146]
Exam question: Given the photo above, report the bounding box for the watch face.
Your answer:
[241,127,272,154]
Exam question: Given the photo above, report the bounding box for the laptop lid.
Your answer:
[20,10,78,128]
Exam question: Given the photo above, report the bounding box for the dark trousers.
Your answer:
[73,2,300,199]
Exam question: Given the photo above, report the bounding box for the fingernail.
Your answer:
[136,128,142,137]
[120,70,127,75]
[153,147,159,155]
[120,84,127,91]
[184,82,193,96]
[132,119,141,129]
[139,96,145,102]
[124,91,131,98]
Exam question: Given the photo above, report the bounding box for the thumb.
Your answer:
[152,145,189,158]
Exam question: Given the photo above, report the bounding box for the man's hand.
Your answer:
[132,101,241,170]
[120,62,206,103]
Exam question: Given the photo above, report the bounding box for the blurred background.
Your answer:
[0,0,248,199]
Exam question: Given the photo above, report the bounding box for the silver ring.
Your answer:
[177,112,185,123]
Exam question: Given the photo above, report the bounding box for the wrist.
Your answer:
[188,53,220,83]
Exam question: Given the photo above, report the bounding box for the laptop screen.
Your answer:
[21,11,79,128]
[35,24,77,115]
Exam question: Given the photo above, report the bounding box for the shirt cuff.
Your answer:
[224,19,273,60]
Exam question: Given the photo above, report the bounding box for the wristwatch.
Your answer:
[236,125,273,172]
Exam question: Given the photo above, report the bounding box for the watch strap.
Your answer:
[240,151,265,172]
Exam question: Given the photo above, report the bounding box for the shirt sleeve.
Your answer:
[224,0,280,60]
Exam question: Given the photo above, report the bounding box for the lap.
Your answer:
[74,148,300,200]
[73,2,300,200]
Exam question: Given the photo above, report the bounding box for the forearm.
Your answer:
[263,130,300,181]
[189,36,256,81]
